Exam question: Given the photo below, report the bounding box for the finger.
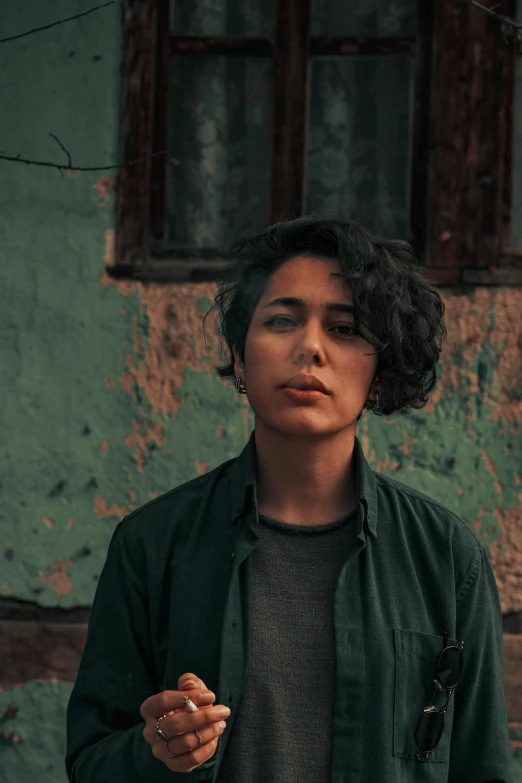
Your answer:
[167,704,230,737]
[170,692,216,715]
[161,733,222,774]
[141,687,215,720]
[158,716,226,761]
[178,673,209,692]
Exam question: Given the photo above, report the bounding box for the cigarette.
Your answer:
[181,695,199,713]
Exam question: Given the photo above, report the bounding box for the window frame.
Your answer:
[424,0,522,286]
[111,0,522,287]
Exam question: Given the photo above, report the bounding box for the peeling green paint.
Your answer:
[0,681,72,781]
[197,295,213,312]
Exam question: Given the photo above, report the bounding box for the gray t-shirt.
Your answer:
[216,507,358,783]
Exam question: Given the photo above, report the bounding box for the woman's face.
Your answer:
[233,254,381,438]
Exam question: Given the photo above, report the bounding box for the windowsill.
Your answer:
[106,255,522,285]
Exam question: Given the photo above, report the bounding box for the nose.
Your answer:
[294,324,325,358]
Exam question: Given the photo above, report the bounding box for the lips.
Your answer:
[283,374,330,394]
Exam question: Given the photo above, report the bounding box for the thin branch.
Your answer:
[0,130,199,174]
[0,150,167,173]
[0,1,115,44]
[465,0,522,27]
[465,0,522,51]
[49,134,72,169]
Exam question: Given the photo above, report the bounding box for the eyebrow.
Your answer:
[263,297,354,315]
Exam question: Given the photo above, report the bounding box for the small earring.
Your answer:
[235,375,247,394]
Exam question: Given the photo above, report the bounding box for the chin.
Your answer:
[262,414,347,438]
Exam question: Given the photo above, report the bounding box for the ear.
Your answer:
[232,345,244,377]
[368,377,382,403]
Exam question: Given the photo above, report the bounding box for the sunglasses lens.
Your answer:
[415,645,462,757]
[415,711,444,751]
[438,647,461,688]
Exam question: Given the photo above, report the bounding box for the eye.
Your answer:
[265,316,358,337]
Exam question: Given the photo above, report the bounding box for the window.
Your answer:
[113,0,521,286]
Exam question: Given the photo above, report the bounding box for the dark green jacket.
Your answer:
[65,430,512,782]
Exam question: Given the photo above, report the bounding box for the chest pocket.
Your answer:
[393,628,459,763]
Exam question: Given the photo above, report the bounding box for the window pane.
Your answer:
[166,56,274,248]
[305,57,414,238]
[170,0,276,37]
[512,0,522,247]
[310,0,417,37]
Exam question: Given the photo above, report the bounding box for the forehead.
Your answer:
[261,254,352,302]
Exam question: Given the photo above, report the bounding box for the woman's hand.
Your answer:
[140,673,230,773]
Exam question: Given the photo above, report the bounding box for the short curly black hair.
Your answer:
[203,215,447,421]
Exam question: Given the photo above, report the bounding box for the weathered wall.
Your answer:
[0,2,521,779]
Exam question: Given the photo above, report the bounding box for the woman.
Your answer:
[65,216,511,782]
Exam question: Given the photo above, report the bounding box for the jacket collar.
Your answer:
[229,428,378,538]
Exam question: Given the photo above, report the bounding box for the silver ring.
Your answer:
[155,714,172,741]
[164,729,203,758]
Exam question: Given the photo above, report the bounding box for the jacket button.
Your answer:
[231,552,236,561]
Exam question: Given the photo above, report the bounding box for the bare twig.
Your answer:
[465,0,522,27]
[464,0,522,51]
[49,134,72,169]
[0,129,200,174]
[0,150,166,173]
[0,1,115,44]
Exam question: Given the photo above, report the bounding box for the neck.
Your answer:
[253,423,358,525]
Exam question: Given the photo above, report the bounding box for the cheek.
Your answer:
[245,333,279,365]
